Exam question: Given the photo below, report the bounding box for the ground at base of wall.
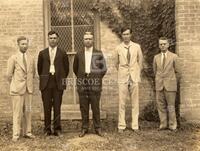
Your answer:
[0,120,200,151]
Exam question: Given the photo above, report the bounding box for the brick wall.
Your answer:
[0,0,177,121]
[0,0,156,120]
[0,0,44,119]
[176,0,200,121]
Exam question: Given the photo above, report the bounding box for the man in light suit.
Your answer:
[37,31,69,137]
[115,27,143,133]
[73,32,107,137]
[7,36,35,142]
[153,37,180,131]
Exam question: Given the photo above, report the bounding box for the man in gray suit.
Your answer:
[153,37,180,131]
[7,36,35,142]
[115,27,143,133]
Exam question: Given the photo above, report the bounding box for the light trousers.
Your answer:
[118,80,139,130]
[12,92,32,138]
[156,89,177,130]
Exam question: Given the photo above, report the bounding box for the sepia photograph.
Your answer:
[0,0,200,150]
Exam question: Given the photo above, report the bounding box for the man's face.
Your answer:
[159,39,169,53]
[18,39,28,53]
[84,34,93,48]
[48,34,59,48]
[122,29,131,43]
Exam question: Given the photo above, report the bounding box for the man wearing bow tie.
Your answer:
[37,31,69,137]
[115,27,143,133]
[153,37,180,131]
[7,36,36,142]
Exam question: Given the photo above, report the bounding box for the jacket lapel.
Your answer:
[121,43,132,62]
[16,53,26,72]
[26,53,31,72]
[45,48,50,63]
[91,48,96,71]
[54,47,60,64]
[163,51,171,69]
[76,50,85,73]
[158,53,162,69]
[121,45,127,61]
[82,50,85,72]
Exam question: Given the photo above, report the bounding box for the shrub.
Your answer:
[141,101,159,122]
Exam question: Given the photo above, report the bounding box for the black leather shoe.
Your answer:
[24,134,35,139]
[79,129,88,137]
[54,131,63,137]
[158,127,168,131]
[169,128,178,132]
[44,131,52,136]
[95,129,103,137]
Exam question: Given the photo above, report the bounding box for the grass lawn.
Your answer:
[0,119,200,151]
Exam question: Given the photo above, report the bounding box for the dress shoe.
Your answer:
[12,137,19,142]
[132,129,140,133]
[95,129,103,137]
[54,131,63,137]
[169,128,178,132]
[24,134,35,139]
[158,127,168,131]
[79,129,88,137]
[44,131,52,136]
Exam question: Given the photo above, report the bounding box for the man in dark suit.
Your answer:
[73,32,107,137]
[37,31,69,136]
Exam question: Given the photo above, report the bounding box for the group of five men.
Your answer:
[7,27,180,142]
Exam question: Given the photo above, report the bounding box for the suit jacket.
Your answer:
[37,47,69,91]
[7,52,35,95]
[115,41,143,83]
[153,51,180,91]
[73,48,107,92]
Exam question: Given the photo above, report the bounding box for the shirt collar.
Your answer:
[49,46,57,51]
[161,50,168,57]
[122,41,133,49]
[85,47,93,52]
[18,51,27,56]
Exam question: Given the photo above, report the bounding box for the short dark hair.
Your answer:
[121,27,132,34]
[17,36,28,44]
[48,31,59,37]
[159,37,168,41]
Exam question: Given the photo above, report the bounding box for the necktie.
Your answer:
[23,53,27,72]
[126,46,131,64]
[162,53,166,69]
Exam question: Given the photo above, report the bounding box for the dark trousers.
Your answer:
[78,91,101,130]
[41,74,63,133]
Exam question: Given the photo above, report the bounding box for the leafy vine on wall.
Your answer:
[90,0,175,82]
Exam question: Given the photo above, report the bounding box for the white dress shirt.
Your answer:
[85,47,93,74]
[49,46,57,74]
